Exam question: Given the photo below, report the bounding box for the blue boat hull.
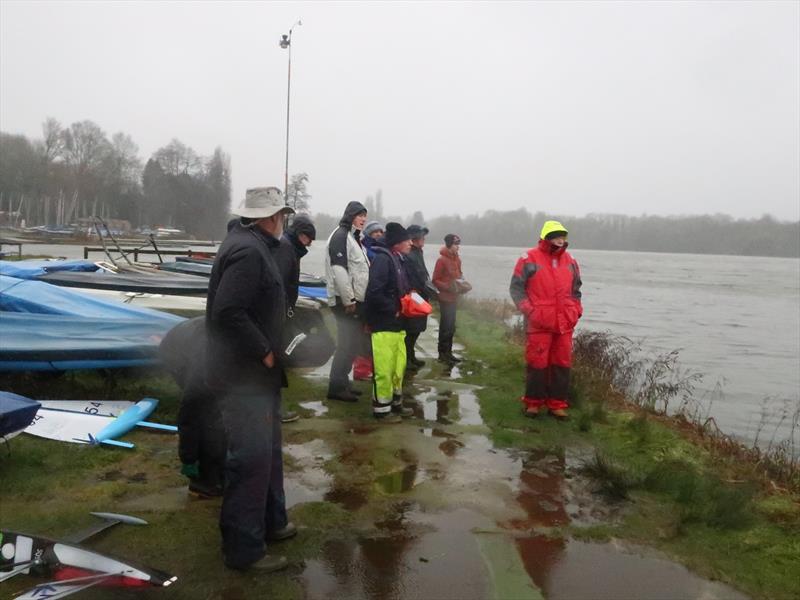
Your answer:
[0,392,41,437]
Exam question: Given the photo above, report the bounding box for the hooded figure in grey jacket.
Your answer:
[324,201,369,402]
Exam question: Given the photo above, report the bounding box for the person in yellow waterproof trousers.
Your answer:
[364,222,415,423]
[509,220,582,420]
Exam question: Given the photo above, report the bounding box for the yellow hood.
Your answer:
[540,220,568,240]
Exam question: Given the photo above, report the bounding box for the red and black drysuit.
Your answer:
[509,240,582,411]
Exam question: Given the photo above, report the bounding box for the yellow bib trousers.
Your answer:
[371,330,407,415]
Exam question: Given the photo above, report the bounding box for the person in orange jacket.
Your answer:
[432,233,470,364]
[509,221,582,419]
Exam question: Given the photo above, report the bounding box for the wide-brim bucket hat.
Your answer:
[234,187,295,219]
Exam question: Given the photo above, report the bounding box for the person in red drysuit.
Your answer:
[509,220,582,419]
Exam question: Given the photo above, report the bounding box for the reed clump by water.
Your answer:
[579,449,758,531]
[572,329,800,493]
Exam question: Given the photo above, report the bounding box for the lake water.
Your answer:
[18,242,800,449]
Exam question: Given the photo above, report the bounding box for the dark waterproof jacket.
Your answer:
[206,223,287,391]
[365,242,409,332]
[275,230,308,309]
[362,235,380,262]
[402,245,431,335]
[159,317,224,468]
[509,239,582,334]
[160,317,207,389]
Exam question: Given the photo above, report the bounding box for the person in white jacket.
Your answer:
[324,201,369,401]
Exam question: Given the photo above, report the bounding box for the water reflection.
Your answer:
[375,464,419,494]
[302,507,491,600]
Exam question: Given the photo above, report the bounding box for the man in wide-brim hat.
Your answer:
[206,186,297,573]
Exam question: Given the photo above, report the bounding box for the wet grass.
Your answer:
[0,368,375,600]
[455,298,800,600]
[580,452,642,501]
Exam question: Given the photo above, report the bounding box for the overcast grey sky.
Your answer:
[1,1,798,221]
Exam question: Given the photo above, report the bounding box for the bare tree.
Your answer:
[286,172,311,212]
[61,120,110,178]
[60,120,111,222]
[40,117,64,164]
[154,139,201,176]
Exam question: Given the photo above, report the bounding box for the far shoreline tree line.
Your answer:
[1,118,797,257]
[311,194,800,259]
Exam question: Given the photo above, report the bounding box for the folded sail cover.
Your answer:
[0,276,183,371]
[0,258,99,279]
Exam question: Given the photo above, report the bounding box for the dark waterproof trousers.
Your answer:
[404,314,427,364]
[178,376,226,489]
[437,300,457,355]
[328,303,365,394]
[405,332,421,363]
[523,331,573,411]
[219,385,288,569]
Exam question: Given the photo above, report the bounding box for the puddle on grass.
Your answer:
[508,449,570,530]
[414,386,482,425]
[438,438,465,456]
[298,428,748,600]
[301,507,492,600]
[283,439,334,508]
[299,400,329,416]
[517,537,750,600]
[375,464,422,494]
[442,364,462,379]
[453,390,482,425]
[420,427,457,439]
[324,485,369,510]
[283,435,372,510]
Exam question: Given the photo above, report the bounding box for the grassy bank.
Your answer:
[1,302,798,599]
[455,299,800,600]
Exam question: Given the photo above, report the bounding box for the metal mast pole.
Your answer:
[281,21,301,206]
[284,38,291,204]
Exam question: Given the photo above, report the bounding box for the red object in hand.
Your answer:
[353,356,373,380]
[400,292,433,318]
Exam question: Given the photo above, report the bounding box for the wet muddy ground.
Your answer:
[278,324,749,600]
[1,321,754,599]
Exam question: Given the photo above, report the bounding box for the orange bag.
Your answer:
[400,291,433,318]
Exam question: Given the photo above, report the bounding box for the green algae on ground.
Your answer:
[477,532,545,600]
